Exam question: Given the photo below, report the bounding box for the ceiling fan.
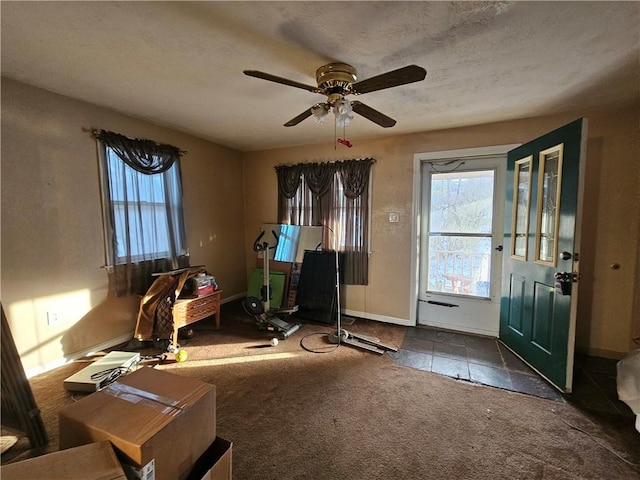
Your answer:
[243,63,427,128]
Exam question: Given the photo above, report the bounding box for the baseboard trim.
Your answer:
[25,292,246,378]
[576,347,628,360]
[25,332,134,379]
[222,292,246,303]
[342,308,413,327]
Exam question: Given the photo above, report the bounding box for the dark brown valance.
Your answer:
[275,164,303,199]
[339,158,374,199]
[275,158,375,200]
[304,162,337,197]
[95,130,183,175]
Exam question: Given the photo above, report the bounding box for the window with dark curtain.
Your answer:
[276,158,374,285]
[95,130,189,297]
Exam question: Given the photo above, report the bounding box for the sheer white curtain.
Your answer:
[96,130,189,296]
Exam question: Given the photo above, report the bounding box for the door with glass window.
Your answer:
[500,118,587,393]
[418,157,505,336]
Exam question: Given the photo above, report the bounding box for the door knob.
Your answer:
[554,272,573,295]
[559,251,572,261]
[554,271,579,282]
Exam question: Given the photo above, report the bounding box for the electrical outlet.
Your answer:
[47,311,60,326]
[389,212,399,223]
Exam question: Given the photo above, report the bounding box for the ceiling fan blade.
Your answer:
[352,65,427,95]
[284,108,313,127]
[243,70,318,93]
[351,101,396,128]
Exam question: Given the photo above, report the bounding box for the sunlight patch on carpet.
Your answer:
[157,351,300,368]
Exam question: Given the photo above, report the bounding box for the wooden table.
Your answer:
[172,290,222,341]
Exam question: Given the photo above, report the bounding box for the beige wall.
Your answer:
[242,104,640,357]
[2,76,637,377]
[1,78,247,374]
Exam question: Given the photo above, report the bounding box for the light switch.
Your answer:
[389,212,399,223]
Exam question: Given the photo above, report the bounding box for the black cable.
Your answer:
[90,366,130,389]
[299,332,341,354]
[71,354,165,401]
[88,352,166,390]
[556,414,640,470]
[140,353,167,363]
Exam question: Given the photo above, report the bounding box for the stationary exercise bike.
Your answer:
[242,230,301,340]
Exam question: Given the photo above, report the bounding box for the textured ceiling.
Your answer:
[1,1,638,152]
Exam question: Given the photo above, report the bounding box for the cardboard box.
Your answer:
[1,441,127,480]
[59,366,216,480]
[187,437,232,480]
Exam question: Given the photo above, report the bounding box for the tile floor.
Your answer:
[390,326,635,418]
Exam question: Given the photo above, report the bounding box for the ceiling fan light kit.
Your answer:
[244,62,426,128]
[311,103,330,124]
[333,98,353,127]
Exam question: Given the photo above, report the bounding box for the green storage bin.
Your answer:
[247,268,286,309]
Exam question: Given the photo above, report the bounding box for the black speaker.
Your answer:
[294,250,339,325]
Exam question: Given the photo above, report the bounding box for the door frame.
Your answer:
[410,144,520,327]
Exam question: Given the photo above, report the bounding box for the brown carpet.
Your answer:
[3,302,639,479]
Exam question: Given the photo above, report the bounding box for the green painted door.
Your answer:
[500,118,587,393]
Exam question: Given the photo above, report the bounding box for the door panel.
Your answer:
[507,274,526,333]
[500,118,587,392]
[532,282,554,351]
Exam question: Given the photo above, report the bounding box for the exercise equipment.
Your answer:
[243,230,301,340]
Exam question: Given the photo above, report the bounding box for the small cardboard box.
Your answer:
[59,366,216,480]
[187,437,232,480]
[1,441,126,480]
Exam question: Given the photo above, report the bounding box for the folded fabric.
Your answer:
[617,349,640,432]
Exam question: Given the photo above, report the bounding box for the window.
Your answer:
[535,145,563,265]
[103,146,186,264]
[96,130,188,296]
[275,159,373,285]
[427,169,496,298]
[512,157,532,259]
